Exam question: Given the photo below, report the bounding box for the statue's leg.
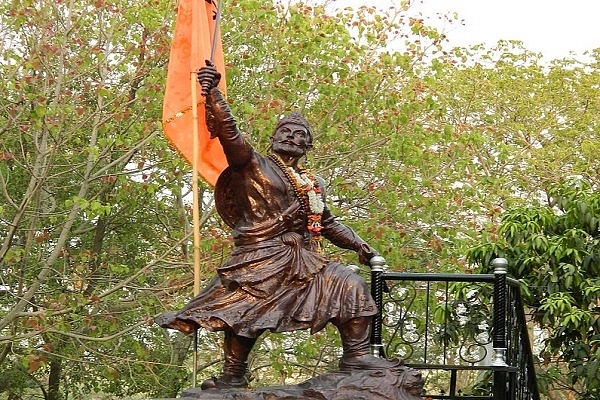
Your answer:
[201,329,257,389]
[337,316,404,371]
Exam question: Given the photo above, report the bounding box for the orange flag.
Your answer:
[162,0,227,186]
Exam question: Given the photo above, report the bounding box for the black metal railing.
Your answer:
[369,257,540,400]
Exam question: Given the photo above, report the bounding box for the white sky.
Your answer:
[327,0,600,61]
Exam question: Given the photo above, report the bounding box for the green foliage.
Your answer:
[2,0,600,397]
[468,178,600,398]
[0,0,456,397]
[250,327,341,386]
[222,0,469,275]
[0,0,213,397]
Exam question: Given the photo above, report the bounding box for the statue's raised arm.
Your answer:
[198,60,252,168]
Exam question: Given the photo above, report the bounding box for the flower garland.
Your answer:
[269,154,324,250]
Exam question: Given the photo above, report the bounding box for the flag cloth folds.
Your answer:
[163,0,227,186]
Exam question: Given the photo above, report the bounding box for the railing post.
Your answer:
[492,257,508,366]
[492,257,508,400]
[370,255,386,357]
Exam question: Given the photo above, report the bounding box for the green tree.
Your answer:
[223,0,471,276]
[0,0,218,397]
[0,0,455,396]
[468,178,600,399]
[438,41,600,399]
[435,41,600,198]
[2,0,599,397]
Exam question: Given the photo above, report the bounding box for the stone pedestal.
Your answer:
[179,367,424,400]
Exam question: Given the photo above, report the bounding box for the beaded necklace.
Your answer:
[269,154,324,251]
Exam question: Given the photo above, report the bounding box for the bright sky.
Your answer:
[328,0,600,61]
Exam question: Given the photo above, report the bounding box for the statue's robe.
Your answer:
[173,143,377,338]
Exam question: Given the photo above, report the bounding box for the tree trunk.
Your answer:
[48,356,62,400]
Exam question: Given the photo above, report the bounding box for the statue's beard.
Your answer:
[271,141,307,157]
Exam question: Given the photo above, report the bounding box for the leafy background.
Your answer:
[1,0,599,398]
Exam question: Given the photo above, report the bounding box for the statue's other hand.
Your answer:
[197,60,221,97]
[358,243,380,266]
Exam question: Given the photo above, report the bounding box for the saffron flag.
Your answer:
[163,0,227,186]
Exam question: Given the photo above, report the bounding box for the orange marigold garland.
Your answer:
[269,154,324,251]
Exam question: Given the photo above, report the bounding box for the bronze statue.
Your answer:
[157,61,403,390]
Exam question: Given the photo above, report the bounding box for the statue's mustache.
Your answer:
[277,140,300,146]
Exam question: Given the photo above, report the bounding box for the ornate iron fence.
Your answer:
[369,257,540,400]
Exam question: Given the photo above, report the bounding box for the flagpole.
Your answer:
[191,75,202,297]
[191,0,223,388]
[190,67,201,387]
[190,0,202,384]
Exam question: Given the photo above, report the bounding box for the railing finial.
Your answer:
[370,255,386,272]
[492,257,508,274]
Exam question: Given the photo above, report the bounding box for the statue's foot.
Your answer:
[339,354,405,372]
[154,311,197,334]
[200,373,252,390]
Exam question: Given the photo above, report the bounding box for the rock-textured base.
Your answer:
[179,367,424,400]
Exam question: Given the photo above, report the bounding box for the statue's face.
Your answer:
[270,122,311,158]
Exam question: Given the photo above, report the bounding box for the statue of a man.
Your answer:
[157,61,402,389]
